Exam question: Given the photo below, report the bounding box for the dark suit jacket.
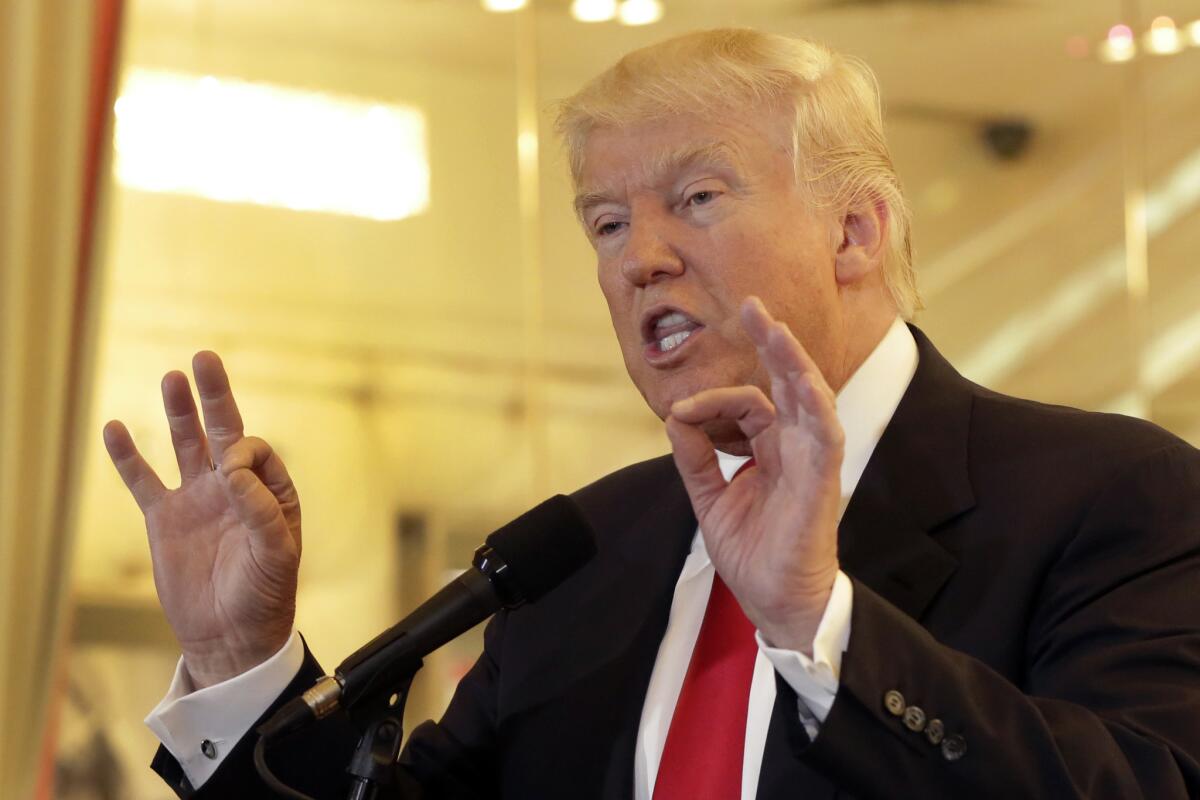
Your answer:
[154,328,1200,799]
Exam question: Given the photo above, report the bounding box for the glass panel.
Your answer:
[1141,4,1200,446]
[66,0,525,793]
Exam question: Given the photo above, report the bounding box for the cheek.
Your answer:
[700,223,777,294]
[597,267,637,347]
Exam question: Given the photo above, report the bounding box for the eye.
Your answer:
[685,188,721,208]
[595,220,625,237]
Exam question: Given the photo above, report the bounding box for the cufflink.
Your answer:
[201,739,218,760]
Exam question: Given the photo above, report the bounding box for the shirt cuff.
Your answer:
[144,631,305,789]
[757,570,853,739]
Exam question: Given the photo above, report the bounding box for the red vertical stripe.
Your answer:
[36,2,125,798]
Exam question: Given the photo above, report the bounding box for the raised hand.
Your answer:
[103,352,301,688]
[665,296,843,655]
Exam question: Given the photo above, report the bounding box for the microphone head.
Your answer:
[483,495,597,603]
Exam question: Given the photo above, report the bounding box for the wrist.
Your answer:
[755,567,838,657]
[182,632,290,689]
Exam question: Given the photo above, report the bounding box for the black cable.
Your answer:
[254,733,319,800]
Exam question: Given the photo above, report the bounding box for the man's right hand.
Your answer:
[103,351,302,689]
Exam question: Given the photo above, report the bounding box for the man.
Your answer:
[104,29,1200,799]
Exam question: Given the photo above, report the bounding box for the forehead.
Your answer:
[575,111,791,210]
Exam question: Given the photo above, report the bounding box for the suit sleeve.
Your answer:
[784,443,1200,799]
[151,614,509,799]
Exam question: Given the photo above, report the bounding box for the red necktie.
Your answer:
[653,460,757,800]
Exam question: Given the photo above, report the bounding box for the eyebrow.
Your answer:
[573,138,746,220]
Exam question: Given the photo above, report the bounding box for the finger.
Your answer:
[769,331,841,440]
[765,328,824,427]
[741,294,775,348]
[102,420,167,511]
[789,372,843,449]
[670,386,776,441]
[741,296,822,376]
[219,436,297,505]
[218,455,290,545]
[161,371,212,481]
[742,297,806,425]
[193,351,245,465]
[741,297,833,426]
[664,415,728,522]
[220,436,301,551]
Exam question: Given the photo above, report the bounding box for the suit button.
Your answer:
[925,718,945,746]
[903,705,927,733]
[941,734,967,762]
[884,690,905,716]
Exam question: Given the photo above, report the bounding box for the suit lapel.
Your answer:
[838,325,974,623]
[583,455,700,800]
[595,458,698,800]
[496,456,696,800]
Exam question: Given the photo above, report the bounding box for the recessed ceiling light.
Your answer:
[571,0,617,23]
[1186,19,1200,46]
[1144,16,1183,55]
[481,0,526,12]
[617,0,663,26]
[1098,24,1137,63]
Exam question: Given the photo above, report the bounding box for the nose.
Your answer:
[619,206,684,287]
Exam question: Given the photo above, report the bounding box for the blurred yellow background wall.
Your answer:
[27,0,1200,797]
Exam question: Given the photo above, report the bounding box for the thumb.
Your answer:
[665,414,728,522]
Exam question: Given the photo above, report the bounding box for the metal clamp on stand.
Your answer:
[254,665,424,800]
[343,665,421,800]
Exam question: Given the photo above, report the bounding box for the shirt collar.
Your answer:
[693,317,919,563]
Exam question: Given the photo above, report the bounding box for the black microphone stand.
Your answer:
[254,500,596,799]
[342,662,422,800]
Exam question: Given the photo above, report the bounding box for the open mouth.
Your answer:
[641,307,704,359]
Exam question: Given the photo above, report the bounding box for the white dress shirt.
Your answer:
[147,317,919,795]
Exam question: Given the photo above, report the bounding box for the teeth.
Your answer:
[658,330,692,352]
[654,311,689,330]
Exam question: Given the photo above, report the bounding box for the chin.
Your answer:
[630,351,758,422]
[644,378,704,421]
[640,374,742,426]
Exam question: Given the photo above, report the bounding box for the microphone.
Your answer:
[258,494,597,739]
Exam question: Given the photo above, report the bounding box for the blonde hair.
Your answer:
[555,28,921,319]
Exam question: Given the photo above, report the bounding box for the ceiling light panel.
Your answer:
[113,69,430,222]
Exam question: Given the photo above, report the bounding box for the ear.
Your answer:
[834,199,888,286]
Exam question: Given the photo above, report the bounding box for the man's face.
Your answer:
[577,107,846,441]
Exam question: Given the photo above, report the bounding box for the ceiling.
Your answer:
[119,0,1200,443]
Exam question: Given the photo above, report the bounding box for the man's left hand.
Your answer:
[665,296,843,656]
